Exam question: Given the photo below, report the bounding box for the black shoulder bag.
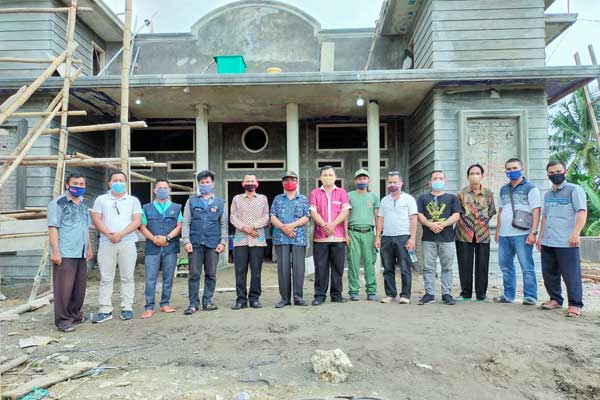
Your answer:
[509,186,533,231]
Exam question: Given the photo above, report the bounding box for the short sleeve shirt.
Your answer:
[455,186,497,244]
[47,194,91,258]
[378,193,418,236]
[498,178,541,237]
[347,191,380,227]
[270,193,310,246]
[309,186,351,242]
[417,192,461,242]
[92,192,143,245]
[542,181,587,248]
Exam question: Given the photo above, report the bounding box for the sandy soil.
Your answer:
[1,264,599,400]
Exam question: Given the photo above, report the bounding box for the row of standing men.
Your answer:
[47,158,587,331]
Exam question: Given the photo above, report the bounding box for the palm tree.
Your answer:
[549,88,600,182]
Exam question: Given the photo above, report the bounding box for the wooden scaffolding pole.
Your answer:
[52,0,78,198]
[11,110,86,117]
[120,0,133,186]
[574,50,600,149]
[41,120,147,135]
[0,57,82,64]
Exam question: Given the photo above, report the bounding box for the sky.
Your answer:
[103,0,600,67]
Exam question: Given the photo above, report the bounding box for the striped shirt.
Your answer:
[455,185,496,243]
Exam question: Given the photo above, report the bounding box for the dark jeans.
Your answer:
[144,251,177,310]
[53,258,87,329]
[188,245,219,308]
[313,242,345,302]
[541,245,584,308]
[234,246,265,304]
[275,244,306,303]
[456,240,490,300]
[380,235,412,298]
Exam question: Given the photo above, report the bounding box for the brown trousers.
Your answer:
[53,258,87,329]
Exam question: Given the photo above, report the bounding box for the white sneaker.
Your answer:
[380,296,396,304]
[398,297,410,304]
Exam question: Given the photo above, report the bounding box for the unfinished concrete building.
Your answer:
[1,0,599,279]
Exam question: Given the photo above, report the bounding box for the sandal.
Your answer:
[541,300,562,310]
[160,306,176,313]
[493,296,512,304]
[183,306,197,315]
[58,325,75,333]
[566,306,581,318]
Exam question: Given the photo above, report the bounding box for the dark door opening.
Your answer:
[227,180,283,262]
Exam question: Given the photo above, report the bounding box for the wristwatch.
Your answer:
[531,231,538,236]
[166,235,172,242]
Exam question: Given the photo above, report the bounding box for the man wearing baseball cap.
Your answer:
[270,171,310,308]
[346,169,380,301]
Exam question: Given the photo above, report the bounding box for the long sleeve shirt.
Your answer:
[181,195,228,246]
[230,193,270,247]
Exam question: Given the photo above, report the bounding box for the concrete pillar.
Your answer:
[367,100,381,198]
[286,103,300,174]
[195,104,209,172]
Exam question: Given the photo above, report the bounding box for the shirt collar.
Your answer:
[153,200,171,208]
[466,185,485,194]
[107,191,128,200]
[62,193,84,204]
[552,180,568,192]
[319,185,338,192]
[243,192,257,198]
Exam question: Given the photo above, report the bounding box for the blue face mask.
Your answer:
[156,188,169,200]
[67,186,85,198]
[506,170,523,181]
[198,184,213,195]
[431,181,445,191]
[111,182,126,194]
[356,183,368,190]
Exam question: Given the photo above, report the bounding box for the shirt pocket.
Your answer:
[331,200,342,214]
[61,206,79,226]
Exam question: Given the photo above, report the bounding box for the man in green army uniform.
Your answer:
[345,169,380,301]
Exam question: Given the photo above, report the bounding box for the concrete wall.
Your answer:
[411,0,547,69]
[0,0,105,78]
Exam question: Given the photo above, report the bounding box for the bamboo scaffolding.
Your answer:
[120,0,133,184]
[41,120,147,135]
[574,50,600,149]
[11,110,86,117]
[0,57,82,64]
[0,44,76,126]
[0,86,26,113]
[16,157,151,166]
[0,7,93,14]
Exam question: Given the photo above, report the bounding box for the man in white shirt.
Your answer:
[376,171,418,304]
[91,171,142,322]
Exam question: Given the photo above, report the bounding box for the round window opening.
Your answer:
[242,126,268,153]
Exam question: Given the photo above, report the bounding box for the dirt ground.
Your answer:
[1,263,599,400]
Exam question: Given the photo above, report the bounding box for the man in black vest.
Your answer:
[139,180,183,319]
[182,170,227,315]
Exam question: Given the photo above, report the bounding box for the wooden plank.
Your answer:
[0,7,93,14]
[432,0,544,11]
[432,8,544,21]
[0,57,82,64]
[1,361,98,400]
[433,18,545,31]
[433,28,545,41]
[41,121,148,135]
[433,38,546,51]
[0,219,47,235]
[11,110,86,117]
[433,48,546,61]
[0,355,29,375]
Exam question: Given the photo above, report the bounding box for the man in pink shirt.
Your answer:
[309,166,351,305]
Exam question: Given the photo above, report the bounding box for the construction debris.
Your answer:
[311,349,353,384]
[18,336,59,349]
[0,355,30,375]
[0,294,53,321]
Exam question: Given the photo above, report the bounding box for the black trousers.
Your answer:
[53,258,87,329]
[313,242,345,302]
[276,244,306,303]
[541,245,583,308]
[455,240,490,300]
[233,246,264,304]
[188,245,219,308]
[380,235,412,298]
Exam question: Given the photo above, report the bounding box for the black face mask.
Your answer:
[549,173,566,185]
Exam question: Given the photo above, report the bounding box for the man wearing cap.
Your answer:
[345,169,380,301]
[270,171,311,308]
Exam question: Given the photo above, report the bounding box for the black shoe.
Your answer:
[294,299,307,306]
[184,306,198,315]
[250,301,263,309]
[202,303,218,311]
[331,297,347,303]
[418,294,436,305]
[442,294,456,305]
[312,299,324,306]
[349,294,360,301]
[275,300,291,309]
[231,302,247,310]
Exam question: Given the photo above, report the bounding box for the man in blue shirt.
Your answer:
[47,173,93,332]
[139,180,183,319]
[537,160,587,317]
[494,158,541,305]
[270,171,310,308]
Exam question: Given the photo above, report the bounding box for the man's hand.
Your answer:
[108,232,122,244]
[494,232,500,244]
[50,253,62,266]
[405,237,416,251]
[535,239,542,252]
[322,223,335,236]
[215,244,225,254]
[526,233,536,246]
[184,243,193,253]
[375,236,381,249]
[568,233,580,247]
[249,228,260,238]
[345,235,351,246]
[428,222,443,234]
[155,236,168,247]
[86,247,93,261]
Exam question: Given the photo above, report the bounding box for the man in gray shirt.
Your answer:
[536,160,587,317]
[181,170,227,314]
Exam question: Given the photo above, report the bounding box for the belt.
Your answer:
[348,226,373,233]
